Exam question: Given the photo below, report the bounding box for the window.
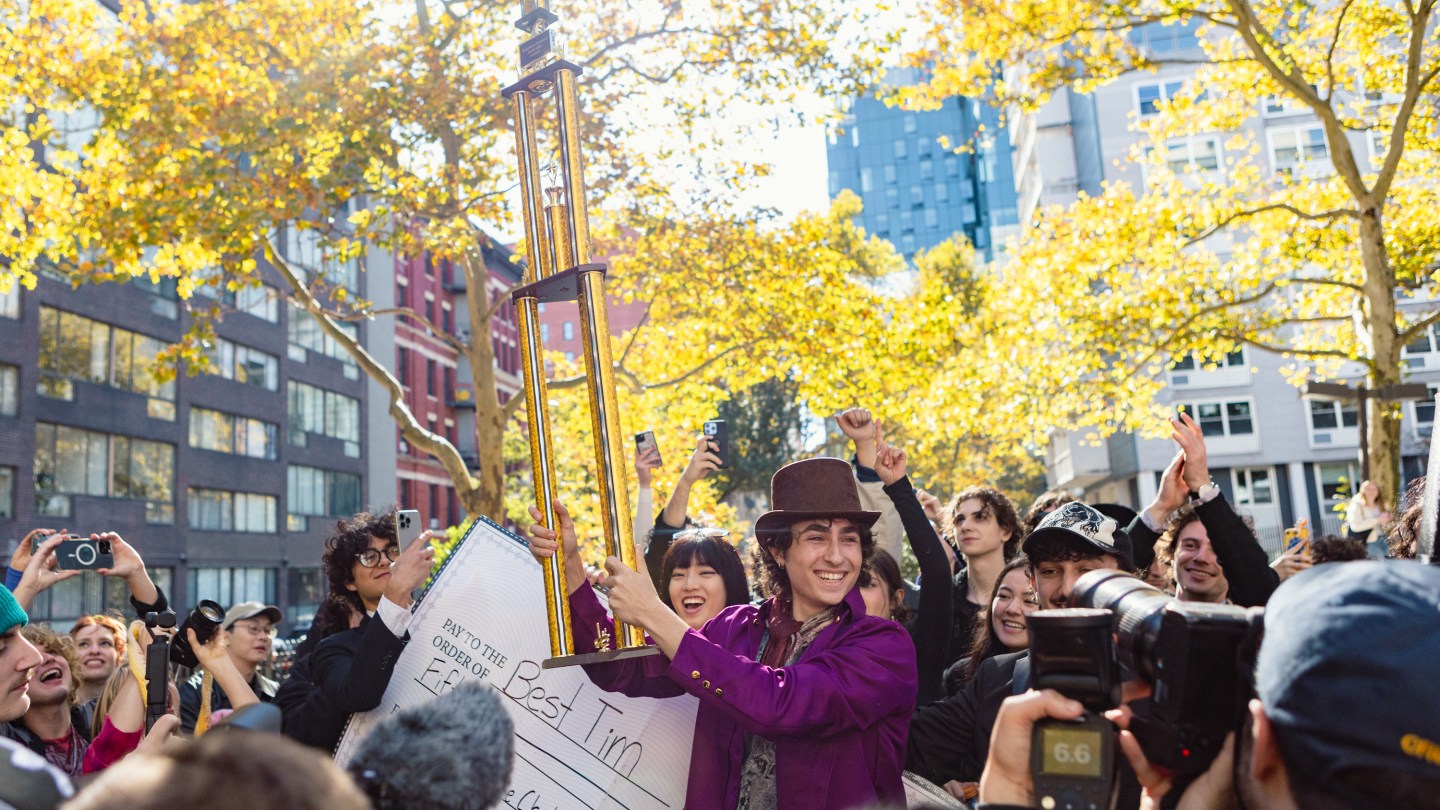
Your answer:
[207,338,279,391]
[540,323,550,342]
[1268,126,1328,175]
[923,209,938,229]
[189,408,277,459]
[36,307,175,412]
[189,567,276,608]
[885,187,899,208]
[287,309,358,367]
[397,348,410,387]
[1412,385,1440,435]
[903,115,917,134]
[33,423,174,522]
[1308,400,1358,430]
[1176,400,1255,436]
[0,364,15,416]
[1403,322,1440,357]
[850,126,859,147]
[1171,348,1245,371]
[1262,90,1315,117]
[0,467,13,519]
[1154,136,1221,174]
[919,158,934,180]
[0,285,18,318]
[197,279,278,322]
[562,321,574,341]
[287,382,360,453]
[893,139,907,159]
[188,488,278,533]
[910,185,924,205]
[427,359,437,396]
[1316,462,1359,504]
[827,170,840,195]
[860,167,873,192]
[934,182,949,203]
[944,154,959,176]
[25,568,174,626]
[883,165,897,185]
[873,212,889,234]
[1232,468,1275,506]
[287,465,362,521]
[284,224,358,292]
[1128,19,1200,53]
[564,351,575,362]
[1135,80,1186,116]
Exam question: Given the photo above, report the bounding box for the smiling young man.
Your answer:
[179,602,284,734]
[1,624,88,778]
[907,501,1134,789]
[528,456,918,810]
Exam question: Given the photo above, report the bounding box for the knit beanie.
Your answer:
[0,586,27,636]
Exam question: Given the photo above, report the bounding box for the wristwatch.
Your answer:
[1190,480,1221,504]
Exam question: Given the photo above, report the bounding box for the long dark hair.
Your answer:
[960,554,1031,684]
[859,549,911,624]
[755,518,877,600]
[660,534,750,610]
[312,509,396,640]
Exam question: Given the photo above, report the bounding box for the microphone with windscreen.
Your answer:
[347,680,514,810]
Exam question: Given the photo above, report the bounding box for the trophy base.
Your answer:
[542,644,663,669]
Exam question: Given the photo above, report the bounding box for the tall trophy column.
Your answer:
[503,0,658,667]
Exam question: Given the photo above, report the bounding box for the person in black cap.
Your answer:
[1100,559,1440,810]
[907,500,1135,789]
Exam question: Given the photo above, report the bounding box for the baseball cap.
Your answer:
[1022,501,1135,570]
[222,601,283,631]
[1258,561,1440,790]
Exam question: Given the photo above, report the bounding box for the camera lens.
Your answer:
[170,599,226,668]
[98,540,111,554]
[1073,570,1172,680]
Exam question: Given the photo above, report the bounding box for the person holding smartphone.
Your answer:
[275,509,438,752]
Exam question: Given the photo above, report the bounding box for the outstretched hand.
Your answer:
[14,535,81,610]
[634,445,662,488]
[8,528,59,574]
[875,439,908,486]
[1171,413,1211,492]
[837,408,880,468]
[680,436,722,485]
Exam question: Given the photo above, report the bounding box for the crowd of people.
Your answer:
[1,407,1438,810]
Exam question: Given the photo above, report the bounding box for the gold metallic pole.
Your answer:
[503,0,657,667]
[510,87,571,659]
[552,66,643,649]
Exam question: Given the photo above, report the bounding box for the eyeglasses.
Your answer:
[358,547,400,568]
[232,622,277,638]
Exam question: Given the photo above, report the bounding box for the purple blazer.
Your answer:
[570,585,917,810]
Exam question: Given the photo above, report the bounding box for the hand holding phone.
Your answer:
[56,536,115,571]
[635,431,662,467]
[702,419,728,468]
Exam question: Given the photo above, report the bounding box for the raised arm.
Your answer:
[876,443,953,705]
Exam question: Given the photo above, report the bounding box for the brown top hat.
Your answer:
[752,457,882,543]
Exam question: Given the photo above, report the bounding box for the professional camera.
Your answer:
[170,599,225,669]
[142,609,177,732]
[1074,570,1263,775]
[1028,609,1121,810]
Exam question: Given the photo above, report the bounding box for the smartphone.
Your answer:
[635,430,662,467]
[56,537,114,570]
[396,509,423,549]
[702,419,728,468]
[1283,525,1310,557]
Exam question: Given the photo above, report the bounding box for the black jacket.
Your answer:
[178,670,279,734]
[275,612,408,752]
[908,650,1027,785]
[1126,492,1278,607]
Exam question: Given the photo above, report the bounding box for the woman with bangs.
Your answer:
[660,528,751,631]
[529,457,916,810]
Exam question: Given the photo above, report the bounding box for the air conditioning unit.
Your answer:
[1171,374,1189,385]
[1313,432,1333,445]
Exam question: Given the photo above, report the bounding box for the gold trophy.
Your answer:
[504,0,659,668]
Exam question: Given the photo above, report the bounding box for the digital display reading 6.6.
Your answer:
[1041,726,1104,777]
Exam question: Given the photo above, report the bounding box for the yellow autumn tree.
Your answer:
[0,0,903,520]
[894,0,1440,501]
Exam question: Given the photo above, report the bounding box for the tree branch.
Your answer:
[1185,202,1357,246]
[1124,280,1283,375]
[1323,0,1357,102]
[320,303,467,353]
[1223,331,1366,363]
[1398,308,1440,343]
[1284,275,1365,293]
[264,238,479,492]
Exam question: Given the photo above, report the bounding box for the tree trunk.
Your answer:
[1358,206,1402,504]
[460,248,509,521]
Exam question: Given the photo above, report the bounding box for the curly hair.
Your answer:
[1156,503,1203,562]
[754,518,876,601]
[1310,535,1369,564]
[70,613,128,660]
[312,509,396,640]
[660,535,751,611]
[944,486,1022,559]
[1023,489,1077,535]
[23,623,83,701]
[1386,476,1426,559]
[858,549,911,624]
